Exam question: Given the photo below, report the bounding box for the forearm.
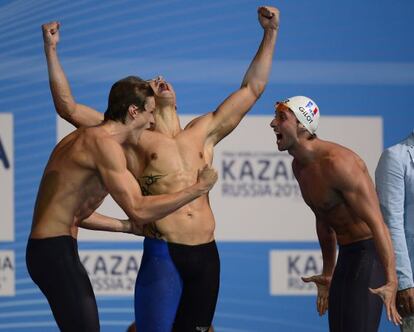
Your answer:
[131,184,205,225]
[372,224,398,284]
[44,45,77,120]
[317,222,337,277]
[241,28,277,97]
[78,212,132,233]
[320,242,336,277]
[101,150,215,227]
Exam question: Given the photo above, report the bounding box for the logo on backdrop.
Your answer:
[0,251,15,296]
[0,114,14,242]
[270,250,323,295]
[0,137,10,169]
[59,115,382,241]
[80,250,142,296]
[221,151,301,199]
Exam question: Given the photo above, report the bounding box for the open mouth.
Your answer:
[158,82,169,93]
[275,132,283,143]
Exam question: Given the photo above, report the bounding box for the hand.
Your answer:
[196,164,218,193]
[128,219,158,237]
[396,287,414,318]
[42,21,60,47]
[370,282,402,325]
[302,274,331,316]
[258,6,279,30]
[129,219,145,236]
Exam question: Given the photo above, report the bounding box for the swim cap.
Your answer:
[280,96,320,134]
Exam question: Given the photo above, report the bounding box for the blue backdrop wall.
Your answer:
[0,0,413,331]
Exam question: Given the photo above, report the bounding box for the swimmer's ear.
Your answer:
[128,104,139,118]
[297,122,307,134]
[148,79,158,93]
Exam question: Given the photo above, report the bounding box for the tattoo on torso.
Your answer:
[138,173,165,239]
[139,174,165,196]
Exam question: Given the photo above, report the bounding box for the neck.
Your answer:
[154,104,181,136]
[102,120,142,145]
[288,137,320,165]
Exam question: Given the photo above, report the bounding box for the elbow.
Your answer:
[56,107,71,121]
[244,81,266,99]
[73,218,83,227]
[56,103,80,127]
[56,103,72,117]
[51,91,77,119]
[53,95,76,119]
[130,209,154,226]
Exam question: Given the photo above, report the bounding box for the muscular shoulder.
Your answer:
[184,113,213,131]
[81,127,106,149]
[83,127,125,169]
[321,143,367,188]
[181,113,214,145]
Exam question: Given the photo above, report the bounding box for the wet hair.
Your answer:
[104,76,154,123]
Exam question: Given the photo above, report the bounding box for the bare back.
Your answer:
[293,140,373,245]
[128,120,215,244]
[30,128,108,238]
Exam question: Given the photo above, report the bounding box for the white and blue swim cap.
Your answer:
[280,96,320,134]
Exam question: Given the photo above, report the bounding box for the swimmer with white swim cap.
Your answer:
[43,6,279,331]
[270,96,401,330]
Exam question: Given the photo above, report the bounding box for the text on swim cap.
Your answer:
[299,106,314,124]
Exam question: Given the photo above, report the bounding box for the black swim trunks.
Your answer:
[170,240,220,332]
[134,237,220,332]
[26,236,99,332]
[329,238,385,332]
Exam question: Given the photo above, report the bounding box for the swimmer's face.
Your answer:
[143,96,156,129]
[133,96,155,130]
[148,76,176,108]
[270,103,299,151]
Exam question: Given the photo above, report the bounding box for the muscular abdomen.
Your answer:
[321,203,372,245]
[140,169,216,245]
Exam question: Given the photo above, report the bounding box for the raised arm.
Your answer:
[95,139,217,226]
[42,22,103,127]
[332,154,401,325]
[204,6,279,145]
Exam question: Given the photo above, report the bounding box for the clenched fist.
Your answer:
[258,6,279,30]
[196,164,218,194]
[42,21,60,47]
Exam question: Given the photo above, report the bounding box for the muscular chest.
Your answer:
[132,132,210,195]
[143,135,209,175]
[296,167,342,213]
